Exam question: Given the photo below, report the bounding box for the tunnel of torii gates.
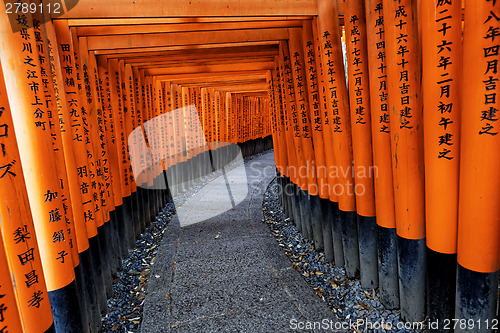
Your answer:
[0,0,498,332]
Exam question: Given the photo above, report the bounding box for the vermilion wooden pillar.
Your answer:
[0,8,84,332]
[383,0,426,322]
[344,0,379,290]
[317,0,360,278]
[365,0,399,310]
[456,1,500,330]
[0,60,54,333]
[421,0,462,329]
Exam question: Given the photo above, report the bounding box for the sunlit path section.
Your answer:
[141,151,336,332]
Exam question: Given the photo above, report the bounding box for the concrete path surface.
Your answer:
[141,151,337,332]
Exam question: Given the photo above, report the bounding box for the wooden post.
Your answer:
[421,0,462,329]
[311,17,345,267]
[78,36,115,303]
[279,42,311,239]
[317,0,360,278]
[108,58,135,250]
[96,56,128,261]
[383,0,426,322]
[0,232,23,333]
[53,20,106,326]
[0,8,84,331]
[365,0,399,309]
[456,1,500,330]
[344,0,379,290]
[0,59,54,333]
[289,27,323,249]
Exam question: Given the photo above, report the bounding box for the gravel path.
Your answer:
[101,151,426,333]
[100,151,272,333]
[263,178,426,333]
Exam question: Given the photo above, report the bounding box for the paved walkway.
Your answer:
[141,151,337,332]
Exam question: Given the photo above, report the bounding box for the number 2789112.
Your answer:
[5,2,61,14]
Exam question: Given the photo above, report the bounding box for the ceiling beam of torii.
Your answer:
[93,44,277,60]
[85,28,289,51]
[140,61,274,76]
[66,16,313,27]
[153,71,268,81]
[123,56,275,69]
[175,79,266,88]
[92,41,279,56]
[163,75,268,85]
[75,20,306,36]
[54,0,346,19]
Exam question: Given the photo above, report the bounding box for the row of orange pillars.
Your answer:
[0,1,273,332]
[0,0,499,332]
[269,1,500,333]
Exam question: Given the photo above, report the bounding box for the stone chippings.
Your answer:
[262,179,425,333]
[101,152,267,333]
[100,202,175,333]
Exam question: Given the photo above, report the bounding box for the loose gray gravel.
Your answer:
[100,151,270,333]
[262,178,426,333]
[101,152,425,333]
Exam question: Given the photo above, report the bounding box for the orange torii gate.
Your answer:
[0,1,498,332]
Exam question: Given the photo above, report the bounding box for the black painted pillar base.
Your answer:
[168,165,178,197]
[100,222,114,298]
[427,248,456,333]
[329,201,344,268]
[108,209,122,274]
[188,157,196,186]
[377,226,399,310]
[147,189,155,223]
[320,198,334,262]
[90,233,108,314]
[74,263,90,332]
[309,194,324,251]
[298,189,313,241]
[178,161,187,193]
[130,191,141,240]
[122,195,135,250]
[80,248,100,332]
[285,177,295,224]
[455,265,498,333]
[214,148,221,171]
[280,176,290,221]
[276,172,283,208]
[44,324,56,333]
[151,187,158,217]
[339,210,360,279]
[397,236,426,322]
[48,280,86,333]
[357,215,379,290]
[114,204,128,258]
[195,153,203,183]
[267,136,274,150]
[137,187,146,233]
[290,183,302,232]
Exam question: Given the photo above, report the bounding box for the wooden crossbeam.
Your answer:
[55,0,328,19]
[235,91,269,97]
[142,61,274,75]
[154,70,268,81]
[217,85,268,92]
[124,56,275,69]
[86,28,289,51]
[67,16,313,26]
[93,41,279,55]
[179,79,266,88]
[98,44,277,60]
[167,74,267,85]
[113,51,278,64]
[76,20,305,36]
